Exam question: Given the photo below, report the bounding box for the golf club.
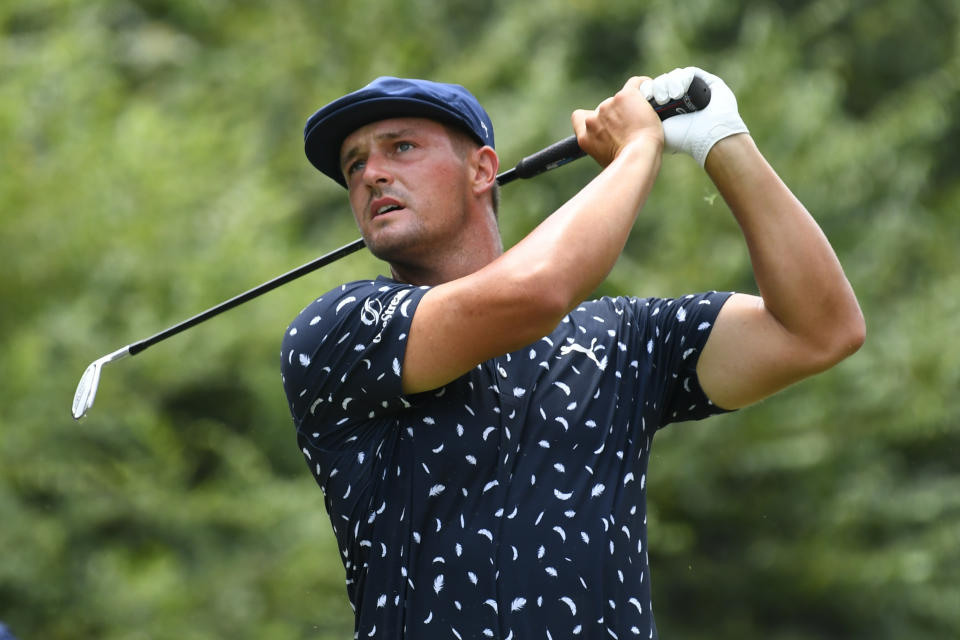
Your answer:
[71,76,711,420]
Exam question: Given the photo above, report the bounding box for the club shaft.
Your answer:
[126,137,605,356]
[75,75,714,419]
[120,76,713,357]
[128,238,366,355]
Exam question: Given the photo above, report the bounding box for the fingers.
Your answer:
[570,108,591,140]
[571,76,663,167]
[622,76,648,92]
[574,76,650,125]
[684,66,717,87]
[666,67,695,100]
[640,67,697,105]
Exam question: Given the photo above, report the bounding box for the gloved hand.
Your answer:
[639,67,749,167]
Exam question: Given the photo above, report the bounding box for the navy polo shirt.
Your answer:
[281,276,733,639]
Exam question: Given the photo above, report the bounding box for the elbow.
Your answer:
[837,295,867,359]
[813,305,866,371]
[839,310,867,360]
[847,309,867,355]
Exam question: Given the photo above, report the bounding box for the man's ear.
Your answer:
[470,146,499,197]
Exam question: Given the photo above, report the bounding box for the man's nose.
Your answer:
[361,152,393,186]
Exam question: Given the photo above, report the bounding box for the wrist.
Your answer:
[615,133,664,166]
[703,132,754,177]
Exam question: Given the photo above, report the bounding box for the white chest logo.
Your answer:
[559,337,608,371]
[371,289,411,343]
[360,298,383,326]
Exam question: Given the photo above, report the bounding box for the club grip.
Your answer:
[510,136,585,180]
[650,73,711,119]
[509,75,711,181]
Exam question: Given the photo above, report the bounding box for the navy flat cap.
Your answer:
[304,77,495,188]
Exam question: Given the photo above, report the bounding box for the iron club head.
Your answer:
[71,347,131,420]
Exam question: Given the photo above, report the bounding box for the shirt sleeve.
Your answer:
[280,279,429,444]
[638,290,735,427]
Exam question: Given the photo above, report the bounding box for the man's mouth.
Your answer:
[375,204,403,216]
[370,197,405,219]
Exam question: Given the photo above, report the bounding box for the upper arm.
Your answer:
[696,292,846,410]
[401,267,567,395]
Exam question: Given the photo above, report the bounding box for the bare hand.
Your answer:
[571,76,664,167]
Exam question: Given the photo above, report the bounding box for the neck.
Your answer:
[389,212,503,286]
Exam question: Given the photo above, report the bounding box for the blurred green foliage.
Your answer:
[1,0,958,638]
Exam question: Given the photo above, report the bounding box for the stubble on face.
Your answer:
[342,119,475,274]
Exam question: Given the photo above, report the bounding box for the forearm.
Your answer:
[400,137,662,394]
[706,135,865,356]
[502,136,662,311]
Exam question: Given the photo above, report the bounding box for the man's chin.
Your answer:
[363,233,420,264]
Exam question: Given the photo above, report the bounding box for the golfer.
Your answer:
[281,68,864,639]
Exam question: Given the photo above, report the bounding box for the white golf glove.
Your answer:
[640,67,749,167]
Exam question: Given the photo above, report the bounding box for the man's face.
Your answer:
[339,117,473,265]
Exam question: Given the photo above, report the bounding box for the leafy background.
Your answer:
[1,0,958,638]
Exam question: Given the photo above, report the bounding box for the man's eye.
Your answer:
[396,142,414,153]
[347,159,365,175]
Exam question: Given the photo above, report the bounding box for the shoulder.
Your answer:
[303,278,414,314]
[286,278,425,334]
[280,278,431,423]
